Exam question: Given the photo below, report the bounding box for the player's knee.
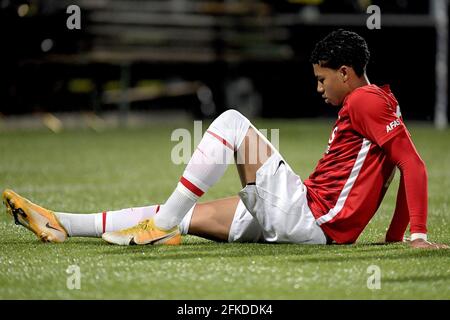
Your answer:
[209,109,250,149]
[216,109,248,126]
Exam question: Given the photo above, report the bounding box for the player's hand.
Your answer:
[408,238,449,249]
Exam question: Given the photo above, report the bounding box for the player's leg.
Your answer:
[235,124,274,186]
[3,110,276,245]
[154,112,275,228]
[187,196,240,242]
[152,109,251,231]
[55,197,242,243]
[185,125,276,242]
[103,109,277,245]
[2,188,194,242]
[3,188,254,245]
[53,197,239,243]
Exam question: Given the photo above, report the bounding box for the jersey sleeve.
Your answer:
[347,89,405,147]
[382,130,428,236]
[385,173,410,242]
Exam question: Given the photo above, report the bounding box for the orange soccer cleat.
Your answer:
[102,217,181,246]
[2,189,68,243]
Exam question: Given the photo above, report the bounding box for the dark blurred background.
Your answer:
[0,0,448,124]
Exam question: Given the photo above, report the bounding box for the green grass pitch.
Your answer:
[0,119,449,299]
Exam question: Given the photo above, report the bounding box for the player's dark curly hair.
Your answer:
[310,29,370,77]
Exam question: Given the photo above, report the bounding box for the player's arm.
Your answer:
[348,89,447,249]
[382,131,448,249]
[384,173,409,243]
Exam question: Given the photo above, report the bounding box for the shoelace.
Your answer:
[123,219,153,233]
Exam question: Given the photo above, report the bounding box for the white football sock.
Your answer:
[55,204,161,237]
[154,109,250,230]
[55,204,195,237]
[55,211,98,237]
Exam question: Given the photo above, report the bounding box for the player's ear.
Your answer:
[338,65,349,82]
[338,65,350,82]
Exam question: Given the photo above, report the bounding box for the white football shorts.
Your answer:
[228,152,327,245]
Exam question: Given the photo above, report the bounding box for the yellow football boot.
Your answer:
[102,218,181,246]
[2,189,68,243]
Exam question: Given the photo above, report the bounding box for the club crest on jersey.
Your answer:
[386,119,401,133]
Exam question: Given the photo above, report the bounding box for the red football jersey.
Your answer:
[304,84,407,244]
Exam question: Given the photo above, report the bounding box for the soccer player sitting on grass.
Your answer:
[3,29,448,249]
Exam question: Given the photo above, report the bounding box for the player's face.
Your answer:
[313,64,349,106]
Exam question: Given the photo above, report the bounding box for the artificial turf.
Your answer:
[0,119,449,299]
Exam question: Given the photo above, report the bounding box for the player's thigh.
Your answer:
[236,126,277,187]
[189,196,240,242]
